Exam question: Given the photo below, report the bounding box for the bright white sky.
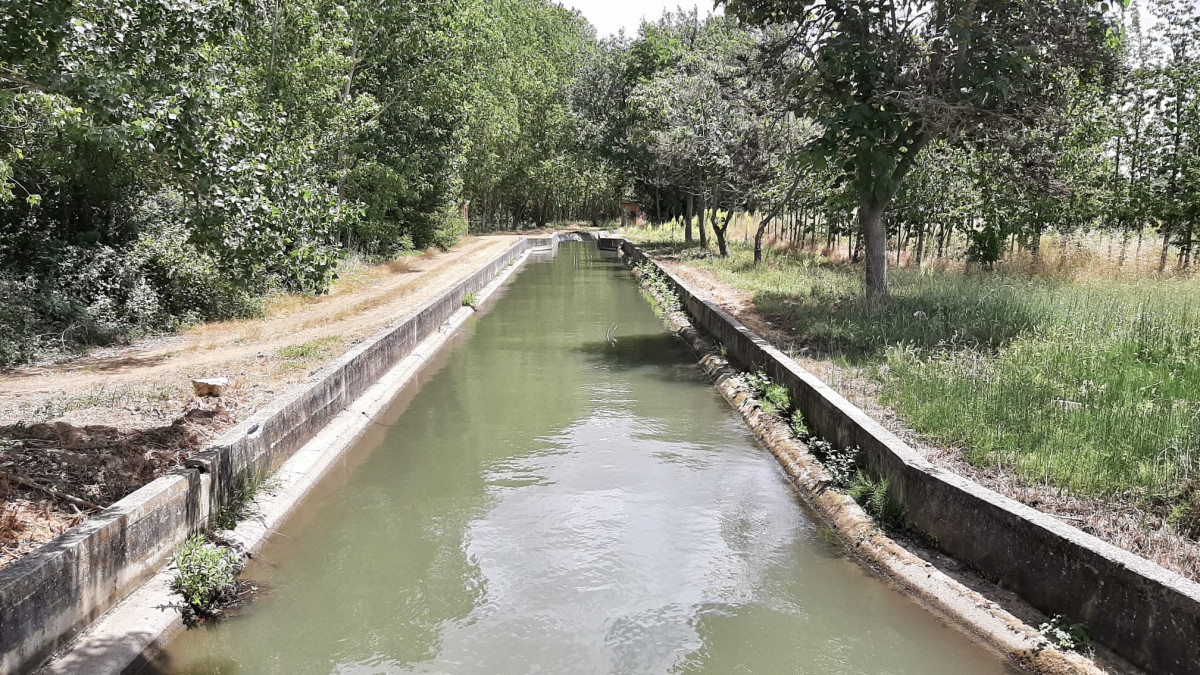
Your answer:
[557,0,723,38]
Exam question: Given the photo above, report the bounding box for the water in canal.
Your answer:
[150,243,1013,674]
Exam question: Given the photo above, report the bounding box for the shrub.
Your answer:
[170,535,241,617]
[429,205,467,251]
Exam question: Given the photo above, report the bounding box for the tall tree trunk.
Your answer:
[1160,226,1172,273]
[754,173,803,264]
[714,210,732,257]
[698,192,709,248]
[915,222,926,267]
[860,194,889,300]
[685,193,694,244]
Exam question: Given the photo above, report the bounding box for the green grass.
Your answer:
[276,336,342,361]
[211,470,272,531]
[628,230,1200,503]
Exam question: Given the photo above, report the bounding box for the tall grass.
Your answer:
[629,230,1200,500]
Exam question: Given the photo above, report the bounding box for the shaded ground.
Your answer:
[0,235,520,568]
[648,246,1200,583]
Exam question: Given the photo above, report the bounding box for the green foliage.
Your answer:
[211,472,269,532]
[723,0,1121,296]
[848,472,904,527]
[1039,615,1094,654]
[965,226,1006,267]
[0,0,585,365]
[462,292,478,308]
[633,261,682,314]
[277,336,342,362]
[810,437,860,490]
[743,369,791,415]
[170,535,241,616]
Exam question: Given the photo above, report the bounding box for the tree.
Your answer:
[722,0,1121,298]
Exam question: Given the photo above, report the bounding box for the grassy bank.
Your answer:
[627,226,1200,524]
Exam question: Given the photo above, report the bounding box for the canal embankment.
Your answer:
[1,233,594,675]
[622,240,1200,675]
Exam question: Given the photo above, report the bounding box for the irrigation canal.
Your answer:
[148,243,1014,674]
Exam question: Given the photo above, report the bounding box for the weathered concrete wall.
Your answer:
[623,241,1200,675]
[1,234,595,675]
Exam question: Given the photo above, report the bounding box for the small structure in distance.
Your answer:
[619,202,644,228]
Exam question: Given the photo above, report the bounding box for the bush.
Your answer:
[428,204,467,251]
[0,190,267,366]
[170,535,241,617]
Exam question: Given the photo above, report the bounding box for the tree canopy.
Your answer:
[1,0,1198,363]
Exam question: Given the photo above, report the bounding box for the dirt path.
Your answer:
[655,254,1200,583]
[2,237,515,405]
[1,235,519,567]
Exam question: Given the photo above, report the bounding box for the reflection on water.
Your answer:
[150,244,1014,674]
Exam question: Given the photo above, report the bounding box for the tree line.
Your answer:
[578,0,1197,298]
[2,0,1197,364]
[0,0,606,364]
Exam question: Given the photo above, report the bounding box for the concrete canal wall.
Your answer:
[0,233,594,675]
[623,241,1200,675]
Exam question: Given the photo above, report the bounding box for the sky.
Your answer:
[557,0,722,38]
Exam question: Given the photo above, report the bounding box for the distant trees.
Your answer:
[0,0,605,364]
[461,0,619,230]
[721,0,1121,298]
[596,2,1199,297]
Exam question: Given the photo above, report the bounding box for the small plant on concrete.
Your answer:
[848,471,904,527]
[789,415,809,439]
[760,382,791,416]
[462,292,478,308]
[633,262,681,313]
[212,471,269,531]
[743,369,770,396]
[1039,615,1093,654]
[808,437,858,489]
[742,369,791,416]
[171,535,241,618]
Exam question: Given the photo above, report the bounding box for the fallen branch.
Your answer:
[0,470,103,511]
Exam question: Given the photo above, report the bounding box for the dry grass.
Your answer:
[386,257,415,274]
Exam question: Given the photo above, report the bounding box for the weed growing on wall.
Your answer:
[170,535,242,619]
[848,472,905,527]
[808,437,859,489]
[632,262,682,314]
[462,292,478,308]
[1039,615,1094,655]
[211,471,271,531]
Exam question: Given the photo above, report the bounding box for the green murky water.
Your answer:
[150,243,1013,674]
